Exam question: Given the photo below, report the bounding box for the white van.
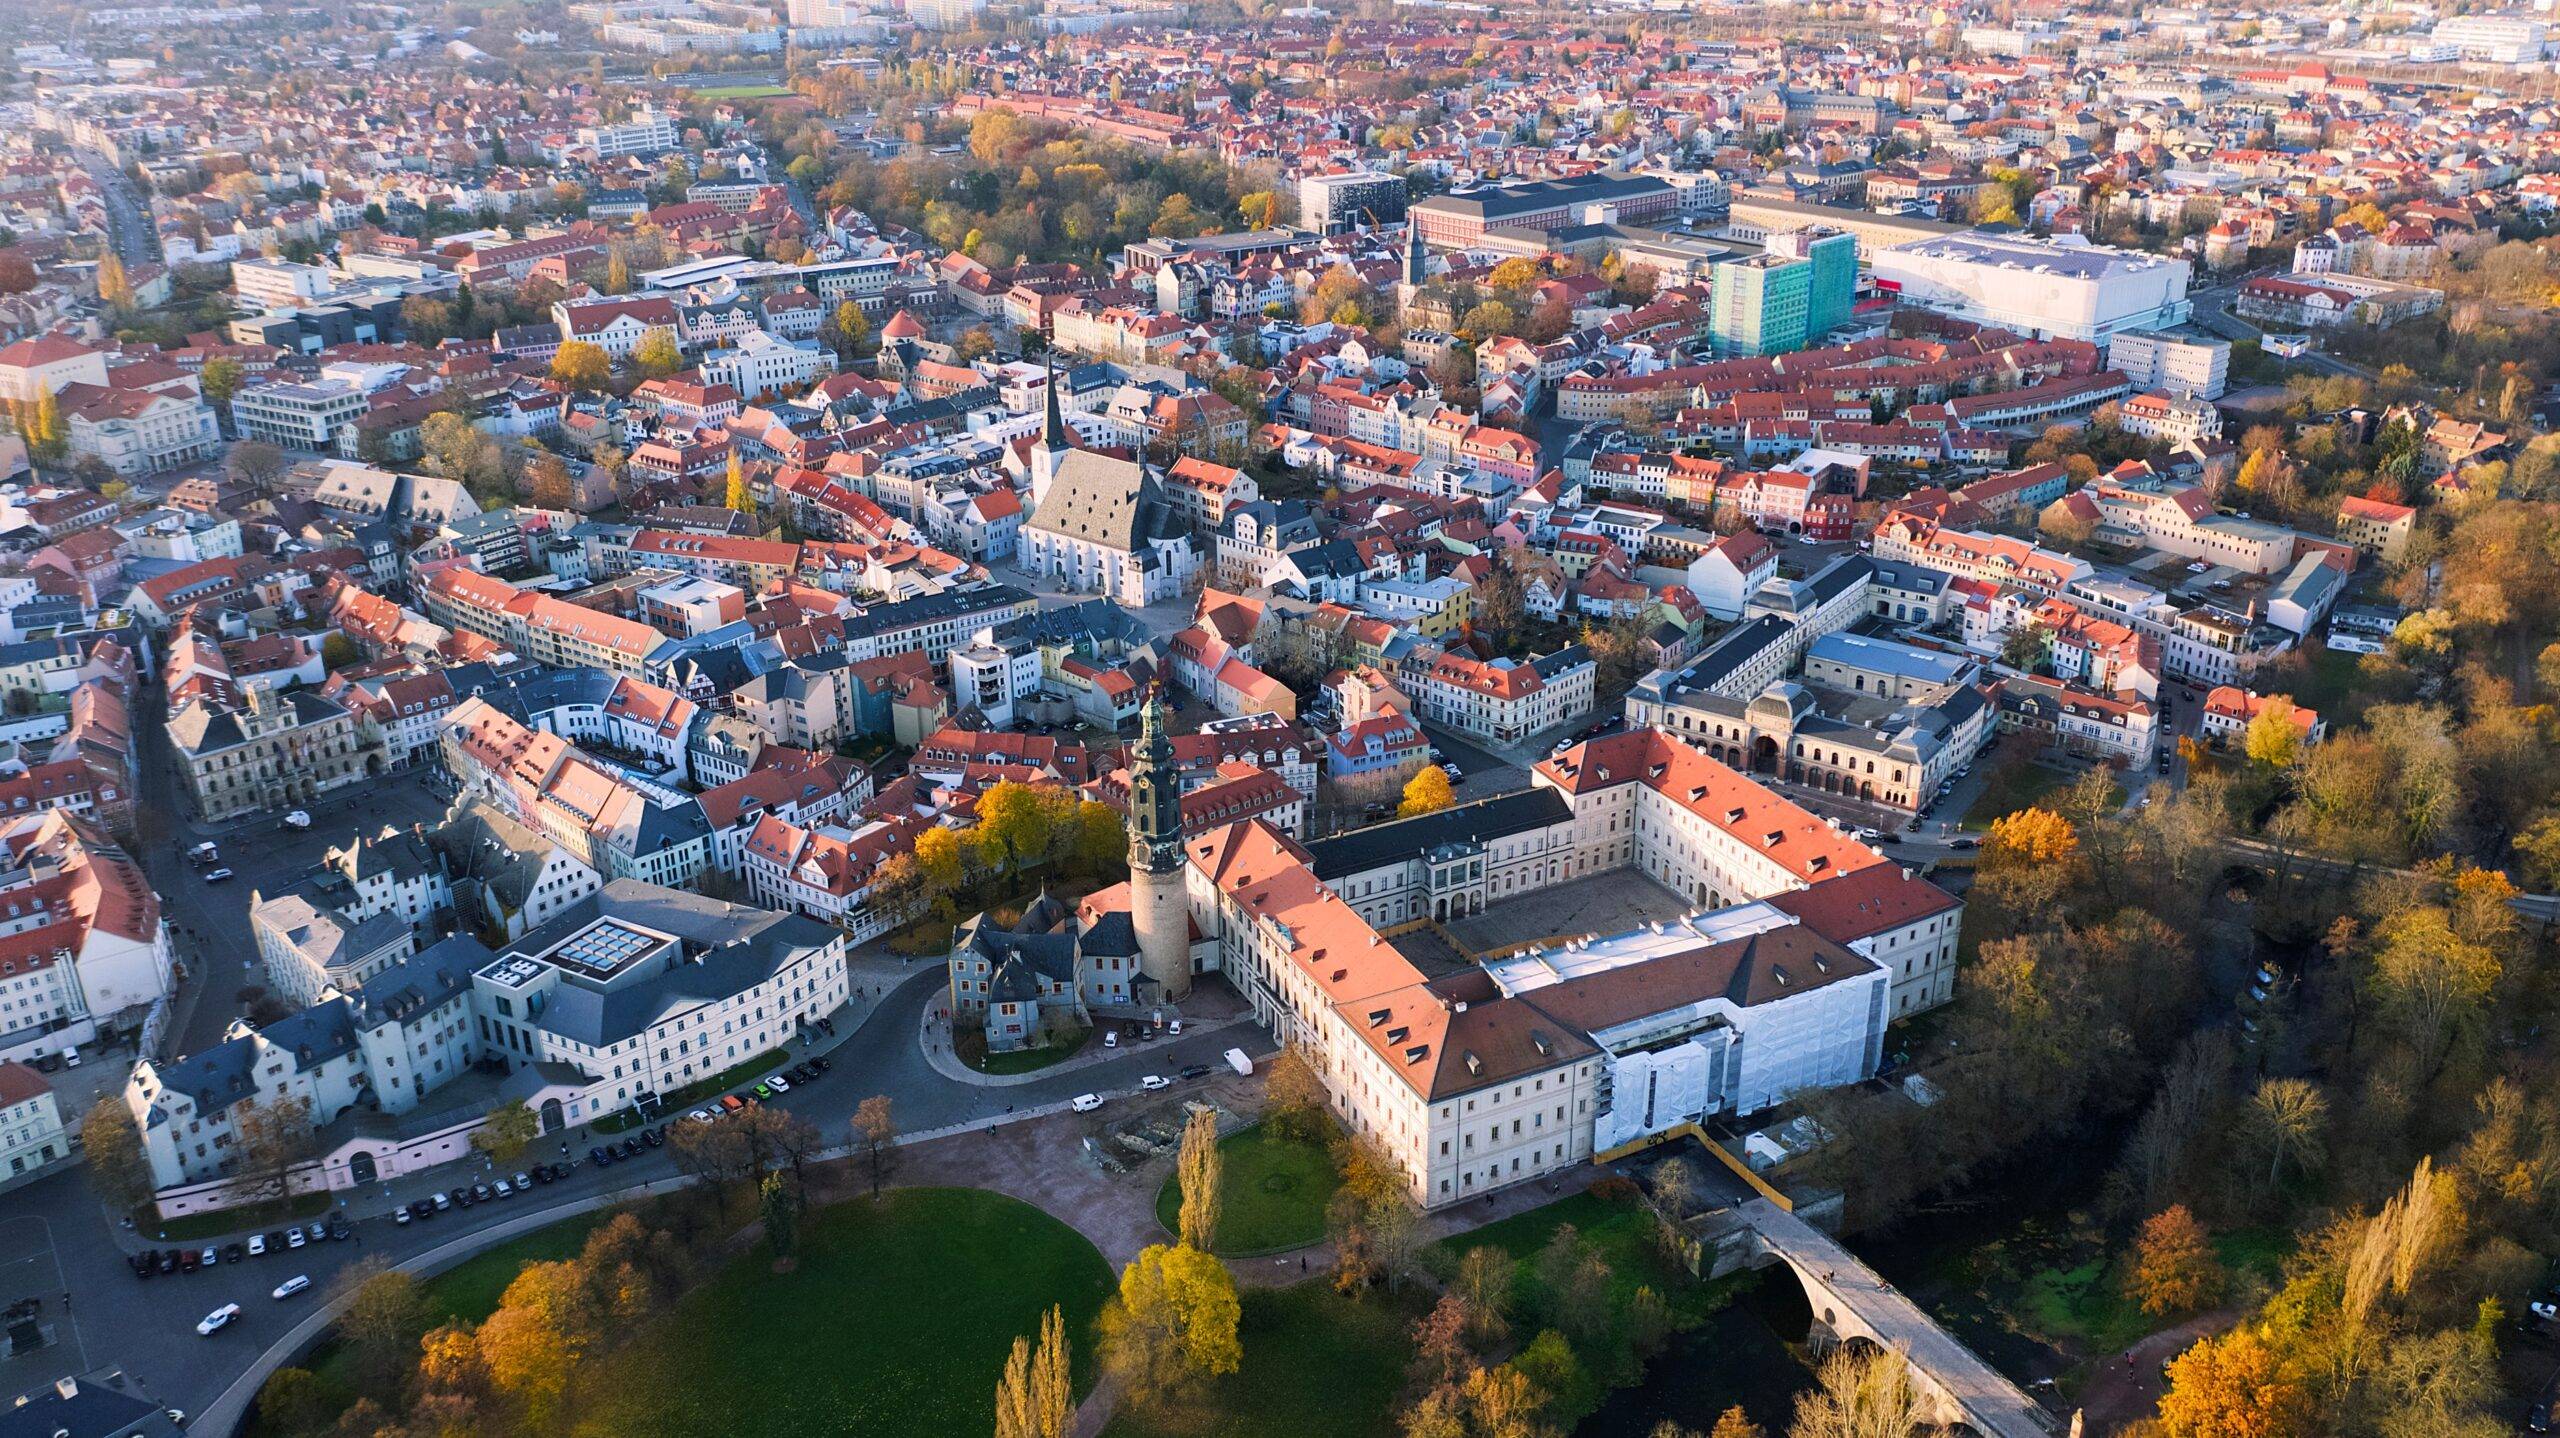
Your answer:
[1069,1093,1104,1113]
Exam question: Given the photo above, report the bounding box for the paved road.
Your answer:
[131,696,455,1061]
[68,147,157,267]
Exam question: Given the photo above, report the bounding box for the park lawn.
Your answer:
[1100,1282,1417,1438]
[970,1025,1091,1075]
[1153,1123,1339,1256]
[689,82,793,98]
[1962,758,2122,832]
[251,1211,612,1436]
[571,1188,1113,1438]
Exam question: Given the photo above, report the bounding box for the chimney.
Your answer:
[51,1377,75,1401]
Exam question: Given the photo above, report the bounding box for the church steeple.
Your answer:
[1041,349,1067,451]
[1127,684,1182,873]
[1404,222,1428,289]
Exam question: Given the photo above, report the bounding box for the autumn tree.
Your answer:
[1072,800,1127,878]
[96,252,132,310]
[2128,1205,2226,1317]
[550,338,611,392]
[256,1368,332,1435]
[339,1261,428,1389]
[1399,764,1456,818]
[472,1099,539,1164]
[523,451,577,511]
[2159,1327,2309,1438]
[2244,697,2305,769]
[632,327,682,379]
[833,300,871,356]
[1098,1243,1242,1403]
[722,451,755,515]
[1262,1041,1332,1143]
[995,1304,1074,1438]
[1176,1106,1223,1252]
[1707,1410,1769,1438]
[760,1170,800,1267]
[80,1095,153,1215]
[199,356,243,411]
[476,1260,597,1431]
[853,1094,897,1199]
[2370,905,2500,1076]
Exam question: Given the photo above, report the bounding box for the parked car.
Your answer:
[198,1247,218,1269]
[752,1084,774,1101]
[766,1074,790,1094]
[1102,1029,1119,1048]
[285,1229,305,1250]
[395,1208,413,1227]
[202,867,235,883]
[1070,1093,1104,1113]
[589,1146,614,1164]
[492,1180,513,1198]
[514,1171,535,1189]
[1167,1019,1182,1036]
[246,1234,266,1257]
[719,1095,745,1113]
[196,1304,241,1336]
[432,1192,452,1211]
[157,1250,178,1275]
[1140,1075,1171,1091]
[305,1223,327,1244]
[222,1242,246,1263]
[272,1275,311,1301]
[1179,1064,1211,1080]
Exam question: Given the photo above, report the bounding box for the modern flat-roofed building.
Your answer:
[1299,170,1408,233]
[1870,232,2192,343]
[2106,330,2230,400]
[1411,175,1680,247]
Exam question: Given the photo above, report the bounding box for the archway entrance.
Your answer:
[348,1150,377,1185]
[1751,736,1780,774]
[539,1097,565,1134]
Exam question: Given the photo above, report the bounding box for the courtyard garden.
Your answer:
[1151,1121,1341,1256]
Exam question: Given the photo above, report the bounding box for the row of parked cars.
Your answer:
[392,1162,577,1225]
[133,1218,351,1281]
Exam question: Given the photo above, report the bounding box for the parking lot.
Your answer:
[0,1216,87,1401]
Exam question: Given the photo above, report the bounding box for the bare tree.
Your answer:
[1786,1342,1925,1438]
[229,1094,316,1209]
[852,1095,896,1200]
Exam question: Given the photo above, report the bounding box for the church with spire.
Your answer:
[1018,354,1200,606]
[943,684,1196,1050]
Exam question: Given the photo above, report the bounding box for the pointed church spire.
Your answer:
[1404,221,1428,289]
[1042,347,1066,451]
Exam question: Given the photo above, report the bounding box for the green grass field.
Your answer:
[573,1188,1113,1437]
[1153,1123,1340,1256]
[689,82,793,98]
[1099,1282,1417,1438]
[1962,757,2122,831]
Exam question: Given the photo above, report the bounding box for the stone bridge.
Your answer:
[1738,1198,2059,1437]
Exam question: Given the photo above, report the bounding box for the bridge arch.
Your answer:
[1736,1199,2059,1438]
